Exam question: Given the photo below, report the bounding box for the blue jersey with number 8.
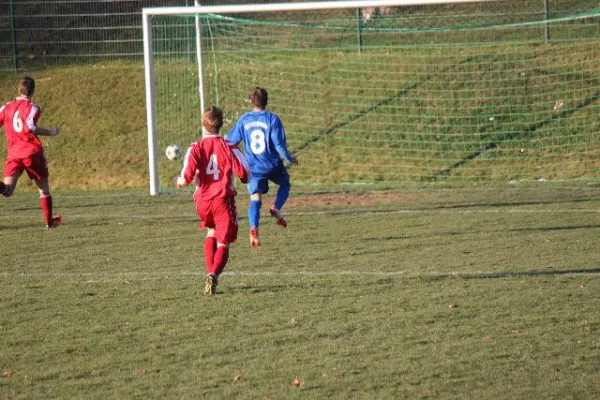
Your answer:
[226,110,293,176]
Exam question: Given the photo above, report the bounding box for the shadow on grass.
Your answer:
[425,197,600,210]
[424,268,600,281]
[509,224,600,232]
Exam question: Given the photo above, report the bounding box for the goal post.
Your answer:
[143,0,600,195]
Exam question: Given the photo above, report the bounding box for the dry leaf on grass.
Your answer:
[292,377,307,387]
[2,371,14,378]
[232,374,242,381]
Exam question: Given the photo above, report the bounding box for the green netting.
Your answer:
[150,4,600,190]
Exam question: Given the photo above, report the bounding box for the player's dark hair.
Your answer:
[19,77,35,97]
[202,106,223,133]
[250,87,268,109]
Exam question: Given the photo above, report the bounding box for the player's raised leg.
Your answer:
[2,171,21,198]
[269,169,291,228]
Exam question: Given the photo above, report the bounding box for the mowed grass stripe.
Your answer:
[1,187,599,398]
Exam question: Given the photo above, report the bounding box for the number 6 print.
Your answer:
[13,111,23,133]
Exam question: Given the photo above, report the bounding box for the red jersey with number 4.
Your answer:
[179,134,250,201]
[0,98,43,159]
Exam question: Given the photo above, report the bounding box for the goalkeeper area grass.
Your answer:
[1,185,599,398]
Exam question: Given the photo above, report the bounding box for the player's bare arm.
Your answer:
[34,125,60,137]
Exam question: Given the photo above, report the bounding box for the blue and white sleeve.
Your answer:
[272,115,293,163]
[226,119,243,146]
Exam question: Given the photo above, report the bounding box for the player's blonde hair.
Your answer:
[202,106,223,134]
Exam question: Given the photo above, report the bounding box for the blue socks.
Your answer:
[248,199,262,228]
[274,183,290,211]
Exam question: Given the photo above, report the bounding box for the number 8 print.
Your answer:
[250,130,266,154]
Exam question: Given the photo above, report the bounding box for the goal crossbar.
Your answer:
[143,0,501,17]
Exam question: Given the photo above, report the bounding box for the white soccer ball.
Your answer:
[165,145,181,161]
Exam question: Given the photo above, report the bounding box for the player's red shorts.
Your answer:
[4,152,49,181]
[194,195,239,244]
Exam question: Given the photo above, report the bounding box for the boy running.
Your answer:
[0,76,62,228]
[177,106,250,296]
[226,87,298,248]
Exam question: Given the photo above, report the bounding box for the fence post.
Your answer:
[543,0,550,43]
[195,0,205,112]
[186,0,194,62]
[10,0,19,72]
[356,8,363,54]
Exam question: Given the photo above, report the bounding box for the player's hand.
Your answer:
[289,157,298,166]
[176,176,187,190]
[50,126,60,136]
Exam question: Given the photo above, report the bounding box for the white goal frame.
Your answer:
[143,0,499,195]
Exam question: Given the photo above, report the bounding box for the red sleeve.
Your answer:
[178,143,202,187]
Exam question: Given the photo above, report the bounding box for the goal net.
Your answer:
[143,0,600,194]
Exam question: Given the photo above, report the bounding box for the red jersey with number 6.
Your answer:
[0,98,43,159]
[179,134,250,201]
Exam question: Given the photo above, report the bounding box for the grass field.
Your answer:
[1,184,599,398]
[0,4,599,398]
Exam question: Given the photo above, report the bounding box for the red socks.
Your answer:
[40,195,53,226]
[214,246,230,276]
[204,237,230,276]
[204,237,217,274]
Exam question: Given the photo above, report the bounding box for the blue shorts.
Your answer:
[248,164,290,195]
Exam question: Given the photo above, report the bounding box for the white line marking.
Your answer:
[0,208,599,222]
[1,269,598,282]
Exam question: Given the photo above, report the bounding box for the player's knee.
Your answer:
[2,184,15,197]
[39,190,51,198]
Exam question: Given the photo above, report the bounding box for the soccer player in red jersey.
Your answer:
[0,77,62,228]
[177,106,250,296]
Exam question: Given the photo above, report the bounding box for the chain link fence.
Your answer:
[1,0,597,72]
[0,0,190,71]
